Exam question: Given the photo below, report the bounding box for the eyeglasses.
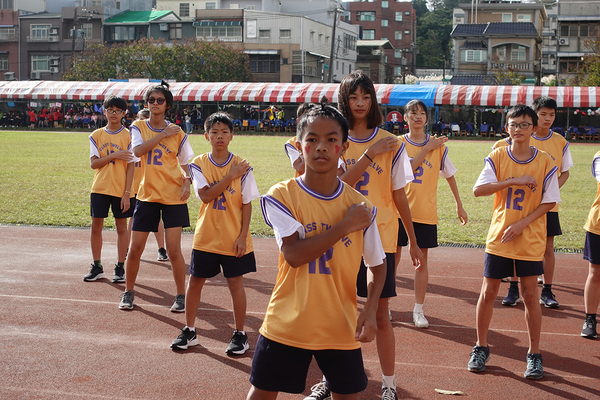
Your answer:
[148,97,166,105]
[105,109,123,115]
[508,122,533,130]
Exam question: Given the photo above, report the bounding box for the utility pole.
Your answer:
[327,2,338,83]
[71,8,78,69]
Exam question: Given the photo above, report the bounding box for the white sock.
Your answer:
[414,303,424,313]
[382,374,395,389]
[184,326,195,332]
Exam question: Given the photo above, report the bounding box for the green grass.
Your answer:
[0,130,597,250]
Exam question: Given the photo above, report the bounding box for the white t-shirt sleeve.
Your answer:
[362,207,386,268]
[285,142,301,167]
[391,144,414,191]
[561,144,574,172]
[89,135,100,159]
[542,167,561,204]
[260,195,305,249]
[177,134,195,165]
[439,147,457,179]
[473,157,497,193]
[241,170,260,204]
[131,125,143,148]
[594,156,600,183]
[190,163,209,198]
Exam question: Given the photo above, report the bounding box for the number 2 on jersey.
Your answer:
[308,247,333,275]
[146,149,163,165]
[355,171,370,196]
[506,187,525,211]
[212,192,226,211]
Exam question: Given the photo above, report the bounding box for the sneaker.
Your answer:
[502,287,520,306]
[112,264,125,283]
[540,290,559,309]
[524,353,543,379]
[382,386,398,400]
[303,380,331,400]
[119,290,134,310]
[225,330,249,355]
[83,264,105,282]
[581,316,597,339]
[171,327,199,350]
[413,311,429,328]
[389,309,393,321]
[468,345,490,372]
[537,275,544,284]
[157,247,169,261]
[170,294,185,313]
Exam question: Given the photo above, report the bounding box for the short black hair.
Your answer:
[137,108,150,119]
[404,99,428,123]
[204,111,234,132]
[506,104,538,126]
[337,70,383,129]
[103,95,127,111]
[144,80,173,110]
[296,98,349,142]
[532,96,557,112]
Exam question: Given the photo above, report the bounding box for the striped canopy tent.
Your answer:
[434,85,600,108]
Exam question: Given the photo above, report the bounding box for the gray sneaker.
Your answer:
[83,264,105,282]
[170,294,185,313]
[303,380,331,400]
[468,345,490,372]
[382,386,398,400]
[119,290,134,310]
[112,264,125,283]
[524,353,543,379]
[157,247,169,261]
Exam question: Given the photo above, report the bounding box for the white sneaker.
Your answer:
[389,309,393,321]
[413,311,429,328]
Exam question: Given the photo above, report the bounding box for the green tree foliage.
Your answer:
[568,28,600,86]
[63,38,252,82]
[416,9,453,68]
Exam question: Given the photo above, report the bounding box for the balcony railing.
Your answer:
[26,35,60,43]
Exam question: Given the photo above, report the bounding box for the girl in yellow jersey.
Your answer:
[582,151,600,339]
[119,81,195,312]
[397,99,468,329]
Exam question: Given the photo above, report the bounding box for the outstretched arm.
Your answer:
[446,175,468,225]
[393,188,424,269]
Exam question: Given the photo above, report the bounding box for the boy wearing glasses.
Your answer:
[85,95,137,283]
[469,105,560,379]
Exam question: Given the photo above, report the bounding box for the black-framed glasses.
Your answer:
[508,122,533,130]
[105,109,123,115]
[148,97,166,105]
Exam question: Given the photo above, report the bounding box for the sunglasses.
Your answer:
[148,97,166,105]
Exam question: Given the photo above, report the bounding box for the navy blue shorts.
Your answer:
[131,201,190,232]
[397,219,438,248]
[90,193,134,219]
[584,231,600,265]
[356,253,396,298]
[547,212,562,237]
[484,253,544,279]
[189,249,256,278]
[249,334,367,395]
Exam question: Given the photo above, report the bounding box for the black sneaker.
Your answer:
[581,316,597,339]
[170,294,185,313]
[83,264,105,282]
[112,264,125,283]
[119,290,134,310]
[382,386,398,400]
[157,247,169,261]
[540,290,559,309]
[468,345,490,372]
[226,330,249,355]
[524,353,543,379]
[303,380,331,400]
[502,287,520,306]
[171,327,199,350]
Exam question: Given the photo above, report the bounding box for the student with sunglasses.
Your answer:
[119,80,195,312]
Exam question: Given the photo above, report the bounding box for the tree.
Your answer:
[568,27,600,86]
[488,57,525,85]
[416,9,453,68]
[63,38,252,82]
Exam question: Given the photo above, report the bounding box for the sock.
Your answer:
[93,260,102,268]
[542,284,552,293]
[509,281,519,290]
[184,326,196,332]
[116,262,124,268]
[237,330,246,335]
[382,374,395,389]
[414,303,423,313]
[586,313,597,322]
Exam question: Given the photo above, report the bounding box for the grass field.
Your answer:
[0,130,597,250]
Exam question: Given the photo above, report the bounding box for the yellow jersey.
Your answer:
[584,151,600,236]
[89,126,134,197]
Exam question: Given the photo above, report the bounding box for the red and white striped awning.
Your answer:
[434,85,600,108]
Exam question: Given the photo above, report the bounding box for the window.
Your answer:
[0,27,15,40]
[461,50,487,62]
[206,2,215,9]
[560,25,569,37]
[0,0,13,9]
[0,55,8,70]
[363,29,375,40]
[196,26,242,41]
[32,55,49,71]
[356,11,375,21]
[394,66,403,76]
[250,54,280,73]
[81,23,93,39]
[343,33,356,51]
[310,31,314,40]
[382,1,388,7]
[395,31,402,40]
[495,47,505,61]
[581,25,588,37]
[395,12,402,22]
[30,24,51,40]
[516,14,531,22]
[511,45,526,61]
[394,49,402,58]
[179,3,189,17]
[319,33,323,42]
[404,30,409,35]
[381,19,388,27]
[280,29,291,38]
[259,29,270,38]
[502,13,512,22]
[169,23,182,39]
[405,11,410,15]
[569,25,578,37]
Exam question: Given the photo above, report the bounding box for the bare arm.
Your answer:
[393,188,424,269]
[409,135,448,172]
[473,175,537,197]
[120,162,135,212]
[179,163,191,202]
[501,202,556,243]
[281,203,373,268]
[558,170,569,189]
[355,263,386,342]
[340,136,400,186]
[133,124,181,158]
[90,150,135,169]
[446,175,468,225]
[196,159,251,203]
[233,202,252,257]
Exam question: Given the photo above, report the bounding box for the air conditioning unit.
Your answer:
[559,38,569,46]
[31,71,41,80]
[50,59,59,67]
[4,72,15,81]
[48,35,60,42]
[50,67,59,73]
[49,27,59,35]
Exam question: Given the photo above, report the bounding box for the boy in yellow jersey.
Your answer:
[495,97,573,309]
[85,95,136,283]
[581,151,600,339]
[119,81,195,312]
[469,105,560,379]
[247,101,386,400]
[397,99,468,329]
[171,112,260,355]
